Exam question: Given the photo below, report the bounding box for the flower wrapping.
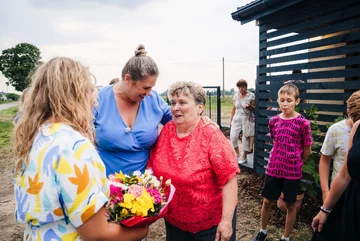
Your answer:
[106,169,175,228]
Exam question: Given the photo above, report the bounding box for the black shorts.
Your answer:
[261,175,301,203]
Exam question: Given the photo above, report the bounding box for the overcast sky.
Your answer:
[0,0,258,94]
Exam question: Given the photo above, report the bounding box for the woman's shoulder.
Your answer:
[248,91,255,98]
[41,123,91,145]
[97,85,113,100]
[200,122,223,139]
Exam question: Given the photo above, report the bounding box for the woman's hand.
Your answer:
[201,116,219,128]
[215,219,233,241]
[311,211,328,232]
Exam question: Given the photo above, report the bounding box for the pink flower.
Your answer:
[128,184,143,198]
[110,184,123,199]
[146,188,163,204]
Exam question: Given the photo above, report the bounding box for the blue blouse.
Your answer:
[94,85,172,176]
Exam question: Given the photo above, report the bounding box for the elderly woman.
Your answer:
[148,81,240,241]
[230,79,255,164]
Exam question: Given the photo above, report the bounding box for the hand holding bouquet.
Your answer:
[106,169,175,227]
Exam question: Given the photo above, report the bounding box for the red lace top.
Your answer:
[148,121,240,233]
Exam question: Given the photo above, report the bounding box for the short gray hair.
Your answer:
[168,81,206,105]
[121,44,159,81]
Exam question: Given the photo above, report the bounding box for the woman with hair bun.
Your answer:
[94,45,214,176]
[94,45,170,176]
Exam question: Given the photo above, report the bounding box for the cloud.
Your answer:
[24,0,151,10]
[0,0,258,93]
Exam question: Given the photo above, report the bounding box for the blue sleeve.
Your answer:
[92,91,102,120]
[155,91,172,125]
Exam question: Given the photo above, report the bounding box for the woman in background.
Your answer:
[230,79,255,164]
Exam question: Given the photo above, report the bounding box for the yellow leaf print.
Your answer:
[26,173,44,195]
[62,232,78,240]
[81,204,95,223]
[68,164,89,194]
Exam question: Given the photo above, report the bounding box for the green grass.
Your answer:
[0,107,17,146]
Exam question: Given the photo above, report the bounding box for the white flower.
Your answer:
[133,170,142,177]
[144,169,153,177]
[165,179,172,186]
[153,180,161,188]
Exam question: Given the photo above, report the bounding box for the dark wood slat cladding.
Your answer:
[258,101,346,112]
[259,0,358,32]
[261,4,360,41]
[259,92,353,101]
[260,43,360,66]
[258,81,360,91]
[261,31,360,58]
[249,0,360,173]
[258,69,360,83]
[260,18,360,49]
[259,56,360,74]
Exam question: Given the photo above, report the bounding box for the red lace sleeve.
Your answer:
[208,128,240,186]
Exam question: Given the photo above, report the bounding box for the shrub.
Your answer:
[6,93,20,101]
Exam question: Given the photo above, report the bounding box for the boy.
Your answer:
[253,84,312,241]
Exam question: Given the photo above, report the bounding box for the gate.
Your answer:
[203,86,221,127]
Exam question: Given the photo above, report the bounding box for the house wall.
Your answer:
[253,0,360,173]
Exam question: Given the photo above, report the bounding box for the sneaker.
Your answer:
[253,231,267,241]
[237,156,247,164]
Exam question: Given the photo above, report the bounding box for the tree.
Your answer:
[0,43,41,91]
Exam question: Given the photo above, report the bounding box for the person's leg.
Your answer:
[255,175,282,239]
[249,135,254,153]
[240,115,251,160]
[277,195,287,213]
[260,198,276,229]
[165,219,194,241]
[230,118,242,158]
[281,179,301,239]
[284,202,297,237]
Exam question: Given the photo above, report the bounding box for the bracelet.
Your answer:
[320,206,331,214]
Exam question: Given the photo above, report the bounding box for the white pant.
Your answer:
[230,114,251,152]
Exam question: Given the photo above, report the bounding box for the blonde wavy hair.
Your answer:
[13,57,96,173]
[347,90,360,122]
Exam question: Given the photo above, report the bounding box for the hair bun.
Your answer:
[135,44,147,57]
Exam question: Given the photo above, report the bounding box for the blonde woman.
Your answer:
[13,57,148,241]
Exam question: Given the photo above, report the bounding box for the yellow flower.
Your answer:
[115,171,126,182]
[121,193,135,209]
[128,188,155,217]
[121,209,129,216]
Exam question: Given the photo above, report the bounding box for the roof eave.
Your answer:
[231,0,305,25]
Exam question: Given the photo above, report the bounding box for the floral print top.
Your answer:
[14,123,109,241]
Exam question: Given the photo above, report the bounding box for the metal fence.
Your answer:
[203,86,221,127]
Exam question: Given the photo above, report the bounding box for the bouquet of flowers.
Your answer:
[106,169,175,227]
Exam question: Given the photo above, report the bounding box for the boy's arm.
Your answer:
[302,145,311,162]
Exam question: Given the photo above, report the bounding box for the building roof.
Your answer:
[231,0,305,24]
